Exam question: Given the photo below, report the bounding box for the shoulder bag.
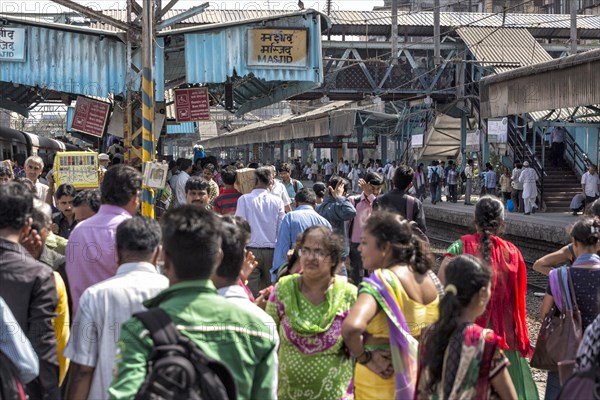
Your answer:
[530,266,583,371]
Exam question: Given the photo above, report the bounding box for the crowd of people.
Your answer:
[0,153,599,400]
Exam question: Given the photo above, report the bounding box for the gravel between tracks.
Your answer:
[527,288,546,399]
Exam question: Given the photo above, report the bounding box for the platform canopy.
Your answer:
[480,48,600,119]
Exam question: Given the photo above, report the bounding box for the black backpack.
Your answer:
[0,352,27,400]
[430,168,439,184]
[133,308,237,400]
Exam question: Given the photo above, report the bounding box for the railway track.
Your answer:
[428,235,549,292]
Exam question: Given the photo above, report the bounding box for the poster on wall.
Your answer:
[466,130,481,152]
[487,118,508,143]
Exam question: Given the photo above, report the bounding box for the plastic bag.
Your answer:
[507,199,515,212]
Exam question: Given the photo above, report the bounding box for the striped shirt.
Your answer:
[212,187,243,214]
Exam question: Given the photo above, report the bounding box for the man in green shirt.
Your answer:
[109,206,278,400]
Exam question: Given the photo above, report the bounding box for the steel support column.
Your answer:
[141,0,156,218]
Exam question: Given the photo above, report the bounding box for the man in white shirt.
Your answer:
[64,217,168,400]
[519,161,539,215]
[581,164,600,208]
[174,158,193,207]
[24,155,49,202]
[386,161,397,193]
[324,159,334,184]
[235,167,285,296]
[267,165,292,212]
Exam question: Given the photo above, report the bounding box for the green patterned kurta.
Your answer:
[266,275,357,400]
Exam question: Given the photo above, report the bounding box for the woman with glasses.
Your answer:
[266,225,357,399]
[342,211,442,399]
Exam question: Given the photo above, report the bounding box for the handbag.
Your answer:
[530,267,583,371]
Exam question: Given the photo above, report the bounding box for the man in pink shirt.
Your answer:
[65,165,142,316]
[348,172,383,285]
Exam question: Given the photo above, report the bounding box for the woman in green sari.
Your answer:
[266,225,357,399]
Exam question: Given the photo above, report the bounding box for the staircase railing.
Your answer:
[562,127,590,177]
[507,116,547,207]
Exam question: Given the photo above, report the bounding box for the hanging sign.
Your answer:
[248,28,308,68]
[0,27,26,62]
[175,87,210,122]
[487,118,508,144]
[71,97,111,138]
[53,152,99,189]
[411,134,424,148]
[466,130,481,152]
[143,161,168,189]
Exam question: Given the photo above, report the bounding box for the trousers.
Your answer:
[246,247,275,298]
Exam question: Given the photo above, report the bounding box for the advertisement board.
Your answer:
[53,152,99,189]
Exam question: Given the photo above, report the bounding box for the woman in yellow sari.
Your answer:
[342,211,442,399]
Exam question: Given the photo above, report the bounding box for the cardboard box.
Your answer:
[235,168,256,194]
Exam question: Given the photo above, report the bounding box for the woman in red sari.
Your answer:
[439,196,538,399]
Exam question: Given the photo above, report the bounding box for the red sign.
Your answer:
[71,97,111,137]
[175,87,210,122]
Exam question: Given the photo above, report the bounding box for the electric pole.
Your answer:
[391,0,398,65]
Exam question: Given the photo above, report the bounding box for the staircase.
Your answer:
[534,146,582,212]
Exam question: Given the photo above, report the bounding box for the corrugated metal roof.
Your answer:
[457,27,553,74]
[91,9,600,38]
[201,100,353,147]
[0,24,127,100]
[0,13,126,40]
[166,122,197,135]
[529,106,600,123]
[184,12,324,115]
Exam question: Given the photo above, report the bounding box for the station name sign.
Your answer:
[248,28,308,68]
[0,27,26,62]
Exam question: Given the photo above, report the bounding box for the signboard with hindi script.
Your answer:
[0,27,26,62]
[71,97,111,138]
[174,87,210,122]
[247,28,308,68]
[53,152,99,190]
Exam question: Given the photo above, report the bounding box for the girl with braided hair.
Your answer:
[416,255,517,399]
[342,211,442,399]
[438,195,538,399]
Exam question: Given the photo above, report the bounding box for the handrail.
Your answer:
[562,127,590,177]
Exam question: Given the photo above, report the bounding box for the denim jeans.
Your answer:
[544,370,560,400]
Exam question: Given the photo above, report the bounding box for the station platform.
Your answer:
[423,196,577,247]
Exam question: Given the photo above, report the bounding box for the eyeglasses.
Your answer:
[299,247,329,260]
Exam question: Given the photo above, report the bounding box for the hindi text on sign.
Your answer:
[248,28,308,68]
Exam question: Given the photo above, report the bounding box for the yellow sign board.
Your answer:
[53,152,99,189]
[248,28,308,68]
